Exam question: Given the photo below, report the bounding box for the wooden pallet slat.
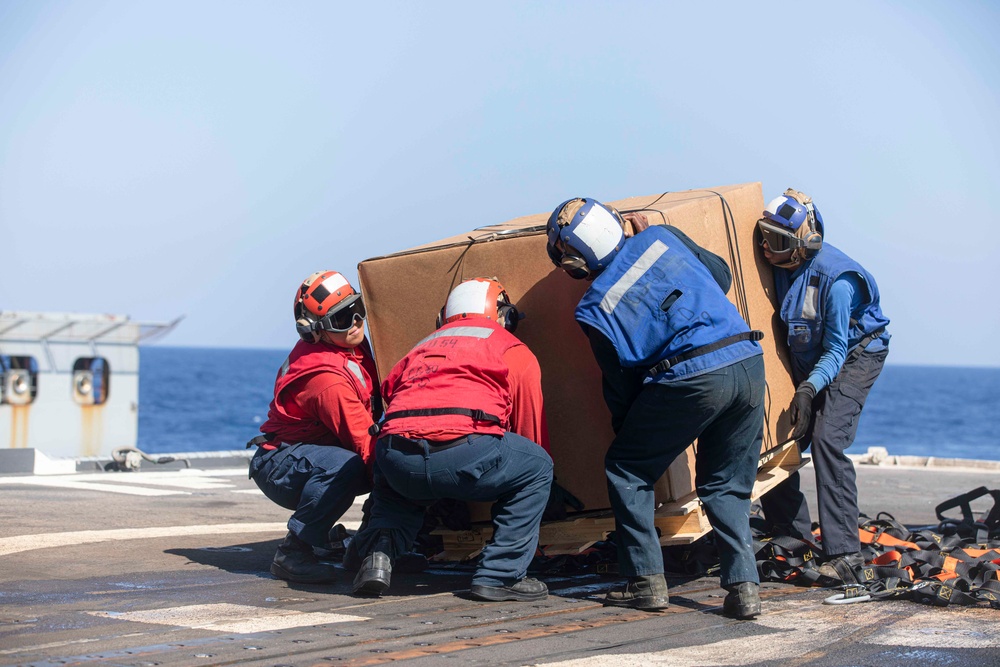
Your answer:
[432,440,808,561]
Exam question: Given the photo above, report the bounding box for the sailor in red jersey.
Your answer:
[248,271,381,584]
[349,278,555,602]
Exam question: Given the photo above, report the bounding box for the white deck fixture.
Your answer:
[0,311,179,459]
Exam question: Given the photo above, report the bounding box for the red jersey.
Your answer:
[259,339,381,467]
[380,319,549,451]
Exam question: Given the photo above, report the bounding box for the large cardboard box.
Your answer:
[357,182,796,515]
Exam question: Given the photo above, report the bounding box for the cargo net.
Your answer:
[752,486,1000,609]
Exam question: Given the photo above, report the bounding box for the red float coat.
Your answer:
[259,339,381,468]
[379,319,550,452]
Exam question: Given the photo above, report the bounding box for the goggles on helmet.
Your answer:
[756,219,805,253]
[313,293,366,333]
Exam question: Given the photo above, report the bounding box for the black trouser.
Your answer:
[760,348,888,555]
[249,443,369,548]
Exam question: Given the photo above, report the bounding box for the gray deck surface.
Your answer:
[2,459,998,666]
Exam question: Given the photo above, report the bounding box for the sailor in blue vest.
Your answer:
[756,189,890,583]
[546,198,766,619]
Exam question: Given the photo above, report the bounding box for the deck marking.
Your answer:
[535,599,1000,667]
[0,477,185,496]
[0,521,364,557]
[0,523,283,556]
[0,468,244,495]
[868,609,999,648]
[88,603,367,633]
[0,472,372,500]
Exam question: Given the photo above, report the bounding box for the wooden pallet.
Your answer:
[432,440,808,561]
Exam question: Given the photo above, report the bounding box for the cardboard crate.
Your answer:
[357,182,796,516]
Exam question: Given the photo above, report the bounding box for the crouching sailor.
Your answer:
[348,278,555,602]
[247,271,380,584]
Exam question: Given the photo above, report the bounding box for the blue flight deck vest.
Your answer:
[576,226,761,383]
[774,243,890,382]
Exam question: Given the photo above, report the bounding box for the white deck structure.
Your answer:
[0,311,178,459]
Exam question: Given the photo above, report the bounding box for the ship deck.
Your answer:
[2,456,999,667]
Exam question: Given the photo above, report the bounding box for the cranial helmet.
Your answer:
[437,277,520,333]
[757,188,824,268]
[294,270,367,343]
[546,198,625,279]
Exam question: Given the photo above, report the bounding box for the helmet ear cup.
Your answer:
[802,227,822,251]
[496,289,522,333]
[296,317,321,343]
[799,213,823,258]
[435,306,445,330]
[498,303,520,333]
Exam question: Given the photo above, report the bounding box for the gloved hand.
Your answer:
[621,212,650,238]
[789,381,817,442]
[426,497,472,531]
[543,480,585,522]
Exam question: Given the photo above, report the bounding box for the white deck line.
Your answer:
[0,521,360,557]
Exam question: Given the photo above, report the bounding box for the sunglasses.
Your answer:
[315,294,367,333]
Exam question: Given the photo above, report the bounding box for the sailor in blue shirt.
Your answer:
[756,189,890,583]
[546,198,766,619]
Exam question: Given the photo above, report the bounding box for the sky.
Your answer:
[1,1,998,367]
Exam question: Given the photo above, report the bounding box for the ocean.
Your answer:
[137,347,1000,461]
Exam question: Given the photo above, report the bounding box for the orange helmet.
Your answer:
[294,271,366,342]
[438,278,520,332]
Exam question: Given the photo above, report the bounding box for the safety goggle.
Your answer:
[757,219,803,253]
[546,240,591,280]
[314,294,367,333]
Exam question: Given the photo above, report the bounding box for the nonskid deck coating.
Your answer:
[1,459,998,666]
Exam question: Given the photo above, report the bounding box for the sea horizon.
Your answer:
[137,347,1000,462]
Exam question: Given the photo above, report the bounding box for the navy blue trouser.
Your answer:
[606,355,764,586]
[249,443,370,548]
[351,432,553,587]
[760,348,888,556]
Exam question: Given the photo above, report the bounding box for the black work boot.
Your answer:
[314,523,349,561]
[603,574,670,610]
[816,552,865,584]
[470,577,548,602]
[394,551,429,573]
[353,551,392,597]
[270,531,338,584]
[722,582,761,619]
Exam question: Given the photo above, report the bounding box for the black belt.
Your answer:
[370,407,503,436]
[646,330,764,378]
[246,433,276,449]
[385,434,470,455]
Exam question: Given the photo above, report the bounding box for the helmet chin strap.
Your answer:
[774,254,804,270]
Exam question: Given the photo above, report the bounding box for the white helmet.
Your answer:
[437,278,520,332]
[546,198,625,279]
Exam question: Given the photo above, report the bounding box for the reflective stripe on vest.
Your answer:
[600,240,668,314]
[576,226,760,381]
[379,319,517,437]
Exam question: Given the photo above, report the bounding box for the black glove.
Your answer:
[543,480,585,522]
[789,381,817,442]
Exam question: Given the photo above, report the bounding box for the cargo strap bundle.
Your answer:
[752,487,1000,609]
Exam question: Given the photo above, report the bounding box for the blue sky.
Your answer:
[1,1,997,366]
